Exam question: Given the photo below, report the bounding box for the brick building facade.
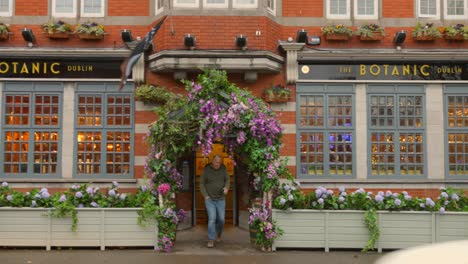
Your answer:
[0,0,467,227]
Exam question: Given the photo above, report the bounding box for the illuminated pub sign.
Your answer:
[299,62,468,81]
[0,58,123,78]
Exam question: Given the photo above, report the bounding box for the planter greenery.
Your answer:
[134,84,175,105]
[0,181,187,252]
[272,183,468,252]
[0,22,10,40]
[75,21,105,39]
[321,24,353,40]
[440,24,468,40]
[412,22,442,41]
[355,23,386,41]
[42,20,73,39]
[262,84,291,103]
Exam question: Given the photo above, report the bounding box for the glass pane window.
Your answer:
[369,93,425,177]
[83,0,102,14]
[447,95,468,128]
[75,92,133,177]
[77,95,102,126]
[447,133,468,175]
[330,0,347,15]
[447,0,465,15]
[2,92,61,176]
[56,0,74,13]
[298,91,354,177]
[419,0,437,16]
[357,0,374,15]
[0,0,11,15]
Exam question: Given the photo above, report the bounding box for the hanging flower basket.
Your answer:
[78,33,104,40]
[324,33,352,41]
[359,32,385,41]
[444,34,465,41]
[0,31,8,40]
[413,35,437,41]
[46,32,71,39]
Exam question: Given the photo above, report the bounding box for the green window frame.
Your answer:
[297,84,355,178]
[1,83,62,179]
[74,85,133,179]
[368,85,425,178]
[445,85,468,178]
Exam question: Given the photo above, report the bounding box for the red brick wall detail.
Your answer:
[382,0,414,18]
[108,0,150,16]
[282,0,323,17]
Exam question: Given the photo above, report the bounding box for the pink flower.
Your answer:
[157,183,171,195]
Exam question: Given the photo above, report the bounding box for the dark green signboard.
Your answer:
[299,63,468,81]
[0,58,124,79]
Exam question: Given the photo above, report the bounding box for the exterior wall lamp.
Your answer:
[393,30,406,50]
[296,29,320,45]
[121,29,133,42]
[184,34,196,50]
[236,34,247,50]
[21,28,35,47]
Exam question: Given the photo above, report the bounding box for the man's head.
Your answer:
[211,155,222,170]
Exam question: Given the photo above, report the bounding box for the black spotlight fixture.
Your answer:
[21,28,35,47]
[393,30,406,49]
[236,34,247,50]
[121,29,133,42]
[184,34,196,50]
[296,29,308,43]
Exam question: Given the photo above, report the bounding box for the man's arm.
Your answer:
[223,168,230,194]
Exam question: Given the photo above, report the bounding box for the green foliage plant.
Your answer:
[263,84,291,102]
[362,209,379,252]
[134,84,176,104]
[0,22,10,34]
[321,24,354,37]
[74,21,105,36]
[442,24,468,39]
[355,23,386,37]
[412,22,442,38]
[42,20,73,34]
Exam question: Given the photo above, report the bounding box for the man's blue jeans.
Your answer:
[205,198,225,241]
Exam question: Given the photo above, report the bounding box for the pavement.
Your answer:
[0,226,386,264]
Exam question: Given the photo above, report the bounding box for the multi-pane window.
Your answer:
[52,0,76,17]
[233,0,257,8]
[446,0,466,18]
[75,93,132,177]
[369,94,425,177]
[204,0,228,8]
[53,0,104,17]
[266,0,275,14]
[2,93,61,177]
[156,0,164,13]
[298,91,354,177]
[0,0,12,16]
[327,0,349,18]
[81,0,104,17]
[418,0,439,18]
[446,95,468,176]
[355,0,377,19]
[174,0,199,7]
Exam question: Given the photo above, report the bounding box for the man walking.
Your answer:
[200,154,230,248]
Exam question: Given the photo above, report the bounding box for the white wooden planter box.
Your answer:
[0,208,158,250]
[272,209,468,252]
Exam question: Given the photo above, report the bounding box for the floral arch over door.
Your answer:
[144,69,287,251]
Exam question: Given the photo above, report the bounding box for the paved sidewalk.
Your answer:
[0,226,385,264]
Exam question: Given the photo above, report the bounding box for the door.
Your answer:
[194,143,235,225]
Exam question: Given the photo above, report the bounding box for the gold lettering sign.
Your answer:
[358,64,462,78]
[0,61,96,75]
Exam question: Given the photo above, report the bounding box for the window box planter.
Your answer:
[0,208,158,250]
[46,32,72,39]
[272,210,468,252]
[324,33,352,41]
[77,33,104,40]
[359,32,385,41]
[413,35,437,41]
[0,31,9,40]
[262,94,290,103]
[444,34,465,41]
